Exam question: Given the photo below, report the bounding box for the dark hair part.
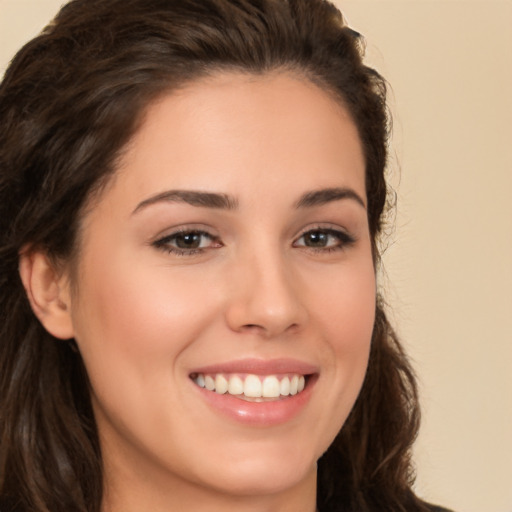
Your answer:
[0,1,425,511]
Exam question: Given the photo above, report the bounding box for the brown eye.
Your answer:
[174,232,204,249]
[294,228,355,251]
[303,231,330,247]
[153,230,222,255]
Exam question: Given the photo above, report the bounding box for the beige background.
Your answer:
[1,1,511,511]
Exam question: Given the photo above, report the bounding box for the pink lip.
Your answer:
[190,358,318,427]
[190,357,318,376]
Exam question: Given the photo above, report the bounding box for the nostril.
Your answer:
[239,322,300,337]
[240,323,266,334]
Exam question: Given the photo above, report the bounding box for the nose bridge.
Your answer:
[225,240,306,336]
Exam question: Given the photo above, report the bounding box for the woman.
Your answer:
[0,0,450,511]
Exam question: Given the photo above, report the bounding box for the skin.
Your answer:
[23,72,376,512]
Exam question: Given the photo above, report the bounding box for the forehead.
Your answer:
[100,71,366,212]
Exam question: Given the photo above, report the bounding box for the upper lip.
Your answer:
[190,358,318,376]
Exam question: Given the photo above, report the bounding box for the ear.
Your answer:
[18,250,75,340]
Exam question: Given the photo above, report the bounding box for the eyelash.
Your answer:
[152,226,355,256]
[152,229,221,256]
[293,227,356,253]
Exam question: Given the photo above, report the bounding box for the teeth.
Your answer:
[228,375,244,395]
[262,376,280,398]
[193,373,308,399]
[290,375,299,395]
[215,374,228,394]
[280,376,290,396]
[204,375,215,391]
[244,375,262,397]
[196,374,205,388]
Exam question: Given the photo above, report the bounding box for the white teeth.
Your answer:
[204,375,215,391]
[298,375,305,393]
[196,374,205,388]
[280,376,290,396]
[244,374,262,397]
[215,374,228,394]
[262,376,280,398]
[193,372,308,399]
[228,375,244,395]
[290,375,299,395]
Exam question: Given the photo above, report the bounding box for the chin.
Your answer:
[187,435,321,497]
[203,457,316,497]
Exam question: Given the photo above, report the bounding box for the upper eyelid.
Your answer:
[152,225,218,242]
[162,227,215,237]
[292,226,357,248]
[294,224,353,238]
[155,225,349,237]
[151,223,355,246]
[155,230,218,245]
[152,230,221,256]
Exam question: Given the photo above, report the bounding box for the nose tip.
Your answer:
[224,259,307,338]
[233,308,300,338]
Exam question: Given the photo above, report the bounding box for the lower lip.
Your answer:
[193,376,317,427]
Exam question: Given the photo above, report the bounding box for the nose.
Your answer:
[224,249,308,338]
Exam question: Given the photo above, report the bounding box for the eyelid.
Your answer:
[151,225,222,255]
[150,223,356,256]
[292,224,356,250]
[294,223,353,239]
[151,222,218,239]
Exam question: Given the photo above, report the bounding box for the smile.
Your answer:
[191,373,307,400]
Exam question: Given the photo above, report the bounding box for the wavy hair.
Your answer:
[0,1,427,510]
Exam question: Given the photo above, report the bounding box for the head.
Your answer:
[0,1,422,511]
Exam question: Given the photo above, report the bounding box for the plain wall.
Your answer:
[1,1,511,511]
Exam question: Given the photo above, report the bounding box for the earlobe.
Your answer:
[18,250,75,340]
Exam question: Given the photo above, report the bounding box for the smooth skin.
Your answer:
[20,72,376,512]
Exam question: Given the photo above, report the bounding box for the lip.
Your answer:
[190,357,318,376]
[190,358,318,427]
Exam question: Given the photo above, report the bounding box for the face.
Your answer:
[66,72,375,506]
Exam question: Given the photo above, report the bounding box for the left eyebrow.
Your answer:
[295,187,366,209]
[132,189,239,215]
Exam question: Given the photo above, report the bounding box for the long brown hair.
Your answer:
[0,1,426,511]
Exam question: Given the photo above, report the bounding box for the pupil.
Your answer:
[176,233,201,249]
[306,231,327,247]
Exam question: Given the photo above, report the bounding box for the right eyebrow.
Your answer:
[294,187,366,210]
[132,189,239,215]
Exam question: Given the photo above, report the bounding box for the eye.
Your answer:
[293,228,355,252]
[152,229,222,255]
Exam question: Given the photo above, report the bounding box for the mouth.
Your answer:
[190,373,308,402]
[188,358,318,425]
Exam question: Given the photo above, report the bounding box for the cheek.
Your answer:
[314,257,376,353]
[70,247,223,393]
[333,263,375,376]
[68,252,227,460]
[306,257,375,438]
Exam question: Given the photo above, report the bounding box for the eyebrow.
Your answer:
[132,186,365,215]
[295,187,366,209]
[132,190,239,214]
